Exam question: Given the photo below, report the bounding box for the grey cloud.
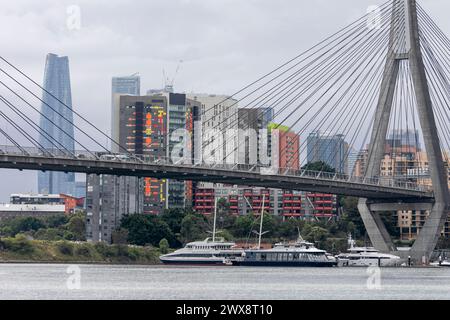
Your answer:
[0,0,448,201]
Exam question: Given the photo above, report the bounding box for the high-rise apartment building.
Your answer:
[238,107,273,165]
[187,94,239,165]
[38,53,75,196]
[387,129,421,150]
[353,149,369,177]
[307,131,349,174]
[120,93,201,211]
[111,75,140,149]
[86,93,201,242]
[118,95,168,214]
[86,174,143,243]
[271,126,300,171]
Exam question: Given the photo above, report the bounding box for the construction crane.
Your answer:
[163,60,183,93]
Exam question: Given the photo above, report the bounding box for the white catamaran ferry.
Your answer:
[336,235,401,267]
[160,197,243,265]
[227,194,336,267]
[159,237,243,265]
[230,236,337,267]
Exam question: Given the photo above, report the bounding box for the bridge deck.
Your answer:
[0,152,434,201]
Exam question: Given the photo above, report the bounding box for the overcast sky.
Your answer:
[0,0,448,202]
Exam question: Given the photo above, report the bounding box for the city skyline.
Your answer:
[0,0,449,301]
[0,0,449,202]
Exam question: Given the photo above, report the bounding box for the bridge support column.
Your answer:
[406,0,450,264]
[358,199,396,252]
[358,0,450,264]
[357,0,400,255]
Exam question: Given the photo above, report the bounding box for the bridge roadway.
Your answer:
[0,151,434,201]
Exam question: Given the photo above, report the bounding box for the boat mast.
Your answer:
[257,194,266,250]
[212,196,218,242]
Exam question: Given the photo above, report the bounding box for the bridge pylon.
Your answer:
[359,0,450,264]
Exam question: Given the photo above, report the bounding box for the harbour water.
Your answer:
[0,264,449,300]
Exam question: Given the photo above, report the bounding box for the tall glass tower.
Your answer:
[111,75,140,150]
[307,131,349,174]
[38,53,75,195]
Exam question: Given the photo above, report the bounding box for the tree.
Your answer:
[112,228,129,245]
[159,238,170,254]
[259,213,279,237]
[121,214,176,247]
[160,208,187,235]
[302,161,336,173]
[379,212,400,238]
[34,228,64,241]
[66,214,86,241]
[216,198,236,230]
[44,215,69,228]
[180,213,209,243]
[231,215,255,238]
[339,197,366,238]
[11,217,45,235]
[277,218,301,239]
[305,226,329,243]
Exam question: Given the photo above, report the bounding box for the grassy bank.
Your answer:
[0,235,162,264]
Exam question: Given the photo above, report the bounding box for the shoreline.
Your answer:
[0,260,162,266]
[0,260,442,268]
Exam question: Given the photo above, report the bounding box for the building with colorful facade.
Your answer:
[86,92,200,243]
[193,187,337,219]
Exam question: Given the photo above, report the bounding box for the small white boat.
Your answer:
[336,235,401,267]
[430,255,450,267]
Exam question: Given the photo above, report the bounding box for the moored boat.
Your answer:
[159,237,243,265]
[230,236,337,267]
[336,235,401,267]
[160,197,243,265]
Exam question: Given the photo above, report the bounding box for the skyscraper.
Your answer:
[38,53,75,195]
[238,107,274,166]
[112,75,140,96]
[86,93,201,242]
[186,94,239,165]
[307,131,349,174]
[111,75,140,150]
[271,126,300,171]
[388,129,421,150]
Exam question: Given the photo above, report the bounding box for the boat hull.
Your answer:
[337,258,402,267]
[160,258,228,266]
[231,260,337,267]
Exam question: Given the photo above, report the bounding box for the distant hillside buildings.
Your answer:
[0,193,84,220]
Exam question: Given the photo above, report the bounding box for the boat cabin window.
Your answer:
[256,253,267,261]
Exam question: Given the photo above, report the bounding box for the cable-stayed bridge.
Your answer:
[0,0,448,262]
[0,145,432,200]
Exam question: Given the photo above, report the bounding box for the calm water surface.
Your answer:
[0,264,449,300]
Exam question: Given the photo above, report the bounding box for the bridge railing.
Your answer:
[0,145,432,193]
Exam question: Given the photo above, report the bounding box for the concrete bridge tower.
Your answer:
[358,0,450,264]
